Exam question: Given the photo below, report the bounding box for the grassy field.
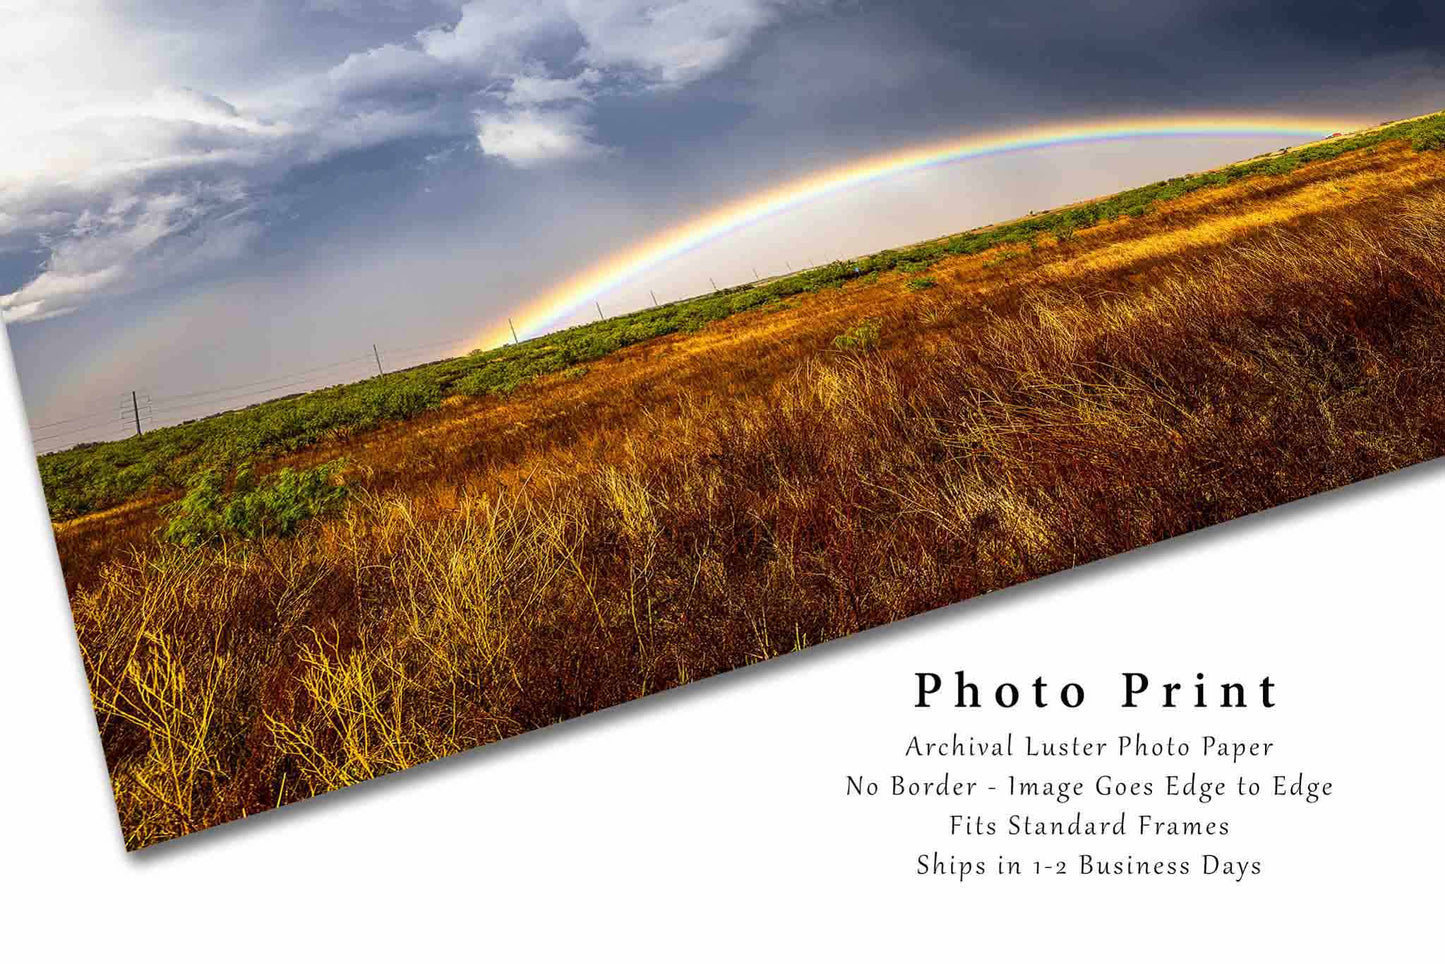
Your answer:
[38,111,1445,522]
[54,117,1445,849]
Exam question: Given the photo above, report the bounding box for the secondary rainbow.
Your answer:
[490,113,1359,345]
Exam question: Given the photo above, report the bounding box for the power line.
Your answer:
[31,410,133,437]
[381,339,478,362]
[139,327,489,412]
[29,397,139,430]
[34,424,128,445]
[377,333,479,355]
[148,355,374,405]
[32,416,133,445]
[36,252,845,450]
[34,325,492,448]
[145,367,375,418]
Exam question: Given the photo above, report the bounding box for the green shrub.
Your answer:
[160,460,350,547]
[455,369,525,396]
[906,277,938,291]
[984,250,1023,269]
[373,378,441,419]
[833,321,881,352]
[38,110,1445,522]
[1412,126,1445,152]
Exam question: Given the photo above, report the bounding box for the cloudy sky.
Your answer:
[6,1,1445,446]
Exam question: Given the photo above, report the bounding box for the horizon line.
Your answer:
[482,111,1366,348]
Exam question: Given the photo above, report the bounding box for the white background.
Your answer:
[2,329,1440,961]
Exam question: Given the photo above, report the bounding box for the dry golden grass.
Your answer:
[62,139,1445,848]
[56,142,1443,570]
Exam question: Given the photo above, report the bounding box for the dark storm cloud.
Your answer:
[1209,1,1445,53]
[2,1,820,323]
[578,0,1442,192]
[871,1,1445,64]
[736,1,1445,120]
[8,0,1445,326]
[7,0,1445,430]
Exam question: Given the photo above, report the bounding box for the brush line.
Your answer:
[485,113,1357,346]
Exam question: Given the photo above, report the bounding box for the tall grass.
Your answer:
[73,182,1445,848]
[38,111,1445,523]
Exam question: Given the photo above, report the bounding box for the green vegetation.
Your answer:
[833,320,881,352]
[985,250,1024,269]
[161,460,350,547]
[1413,126,1445,152]
[41,371,435,520]
[37,110,1445,523]
[906,277,938,291]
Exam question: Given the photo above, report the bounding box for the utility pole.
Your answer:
[709,277,718,292]
[596,301,605,321]
[753,268,760,281]
[786,261,793,272]
[508,318,520,345]
[131,391,143,438]
[650,290,659,307]
[373,344,385,376]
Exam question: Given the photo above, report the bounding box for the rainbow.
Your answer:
[490,113,1359,345]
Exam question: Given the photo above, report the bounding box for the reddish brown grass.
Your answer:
[62,140,1445,848]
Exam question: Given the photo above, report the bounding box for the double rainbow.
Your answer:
[492,113,1357,345]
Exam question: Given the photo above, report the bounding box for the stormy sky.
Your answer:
[6,1,1445,446]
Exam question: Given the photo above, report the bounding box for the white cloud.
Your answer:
[568,0,785,84]
[418,0,568,68]
[1,180,262,324]
[1,268,122,323]
[504,69,602,106]
[475,108,605,166]
[1,0,815,323]
[326,43,456,96]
